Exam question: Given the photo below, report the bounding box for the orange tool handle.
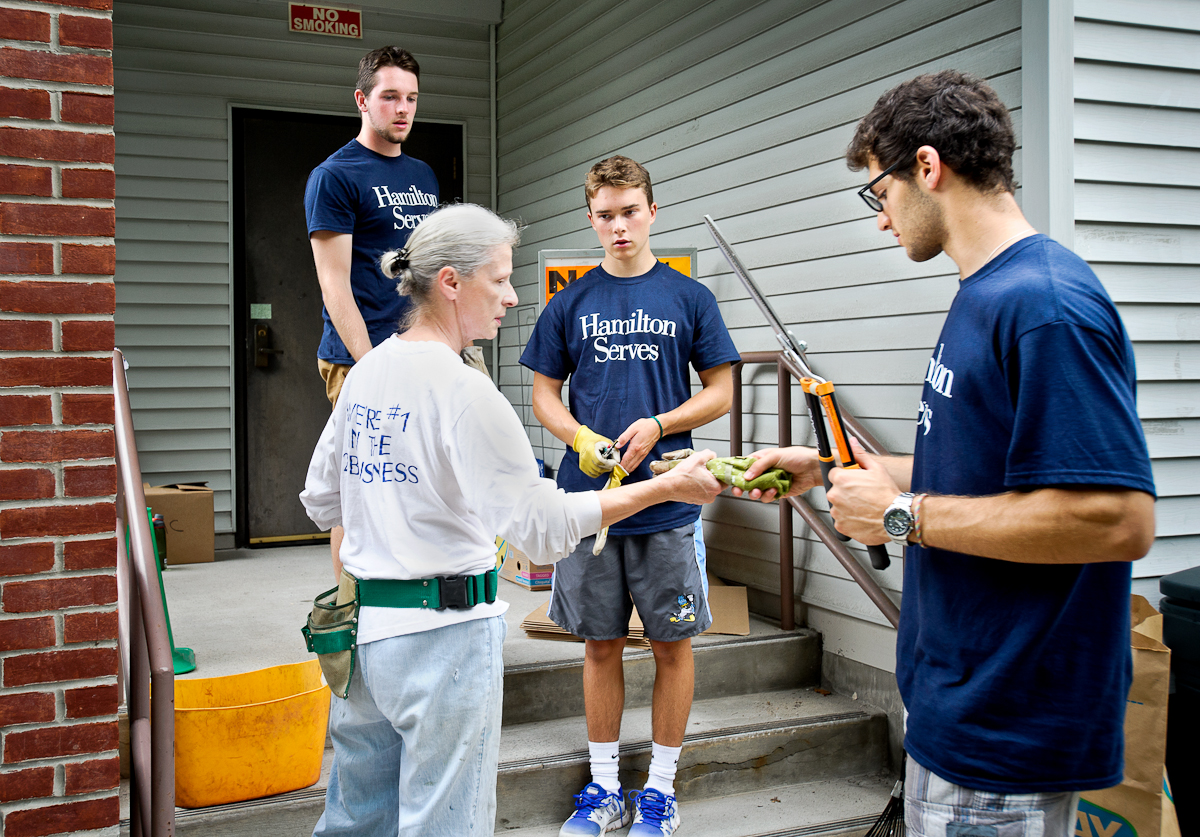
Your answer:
[808,380,891,571]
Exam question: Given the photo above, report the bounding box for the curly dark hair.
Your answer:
[846,70,1016,193]
[356,46,420,97]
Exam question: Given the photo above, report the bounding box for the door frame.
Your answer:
[227,103,468,545]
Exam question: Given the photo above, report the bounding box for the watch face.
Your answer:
[883,507,911,537]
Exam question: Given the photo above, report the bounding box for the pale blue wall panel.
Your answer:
[1073,7,1200,576]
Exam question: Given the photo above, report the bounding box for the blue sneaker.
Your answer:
[559,782,630,836]
[629,788,680,835]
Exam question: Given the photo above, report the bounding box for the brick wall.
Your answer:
[0,0,119,834]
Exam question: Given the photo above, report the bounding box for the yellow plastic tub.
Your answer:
[174,659,330,808]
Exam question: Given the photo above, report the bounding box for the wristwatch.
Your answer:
[883,492,916,546]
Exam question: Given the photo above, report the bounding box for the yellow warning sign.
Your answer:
[542,254,694,308]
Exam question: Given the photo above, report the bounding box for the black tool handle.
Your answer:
[867,543,891,570]
[802,388,850,543]
[819,385,890,570]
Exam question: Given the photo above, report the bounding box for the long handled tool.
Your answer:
[800,378,890,570]
[704,214,890,569]
[126,507,196,674]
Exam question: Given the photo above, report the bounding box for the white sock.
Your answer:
[644,742,682,796]
[589,740,621,793]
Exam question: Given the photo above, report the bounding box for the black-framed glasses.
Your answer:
[857,157,908,213]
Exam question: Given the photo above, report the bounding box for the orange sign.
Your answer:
[289,3,362,38]
[544,256,693,307]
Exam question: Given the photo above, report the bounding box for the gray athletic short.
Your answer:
[548,519,712,643]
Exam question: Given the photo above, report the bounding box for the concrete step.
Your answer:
[495,774,897,837]
[504,629,820,725]
[143,689,887,836]
[496,689,887,831]
[162,770,895,837]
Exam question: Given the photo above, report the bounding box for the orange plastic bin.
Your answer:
[174,659,330,808]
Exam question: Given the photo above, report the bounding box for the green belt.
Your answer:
[357,568,499,611]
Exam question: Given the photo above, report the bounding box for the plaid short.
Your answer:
[904,755,1080,837]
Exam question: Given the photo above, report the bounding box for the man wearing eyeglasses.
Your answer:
[736,70,1156,837]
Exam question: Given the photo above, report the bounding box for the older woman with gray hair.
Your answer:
[300,203,724,837]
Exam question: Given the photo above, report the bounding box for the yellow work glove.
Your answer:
[604,464,628,491]
[573,425,619,478]
[593,465,629,556]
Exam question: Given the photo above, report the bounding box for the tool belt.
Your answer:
[302,568,499,699]
[358,568,498,610]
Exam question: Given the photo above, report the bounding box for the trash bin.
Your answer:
[1159,566,1200,835]
[174,659,330,808]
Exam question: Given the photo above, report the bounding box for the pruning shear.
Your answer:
[597,442,621,470]
[800,376,891,571]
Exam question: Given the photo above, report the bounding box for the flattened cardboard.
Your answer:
[520,584,750,645]
[142,482,215,565]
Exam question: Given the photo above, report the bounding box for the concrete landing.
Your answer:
[163,544,790,680]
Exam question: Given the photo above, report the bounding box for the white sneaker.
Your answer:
[559,782,631,836]
[628,787,680,836]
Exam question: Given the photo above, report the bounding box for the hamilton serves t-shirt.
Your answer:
[902,234,1155,793]
[520,261,741,535]
[304,140,439,365]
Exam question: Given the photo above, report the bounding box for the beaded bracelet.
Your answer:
[650,415,664,442]
[911,493,928,546]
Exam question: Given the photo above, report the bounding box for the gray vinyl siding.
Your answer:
[112,0,492,532]
[1074,1,1200,582]
[495,0,1022,671]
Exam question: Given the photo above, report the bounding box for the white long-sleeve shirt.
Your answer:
[300,337,602,643]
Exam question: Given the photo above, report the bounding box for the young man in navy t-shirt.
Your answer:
[521,156,740,837]
[738,72,1156,836]
[305,45,438,580]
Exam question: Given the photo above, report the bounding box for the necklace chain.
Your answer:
[985,229,1036,264]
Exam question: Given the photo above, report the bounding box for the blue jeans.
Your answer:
[313,615,507,837]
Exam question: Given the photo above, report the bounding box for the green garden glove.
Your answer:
[705,456,792,494]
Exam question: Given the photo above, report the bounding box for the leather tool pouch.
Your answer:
[302,570,359,699]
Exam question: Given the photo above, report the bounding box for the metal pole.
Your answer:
[113,350,175,836]
[786,496,900,629]
[778,362,794,630]
[738,351,886,456]
[730,362,744,457]
[730,352,901,631]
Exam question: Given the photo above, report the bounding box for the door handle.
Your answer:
[254,324,284,368]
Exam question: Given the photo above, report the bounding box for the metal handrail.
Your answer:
[729,352,900,630]
[113,349,176,837]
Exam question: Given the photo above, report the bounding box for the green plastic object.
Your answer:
[127,507,197,675]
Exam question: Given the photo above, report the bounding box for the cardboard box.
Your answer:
[498,541,554,591]
[143,483,215,565]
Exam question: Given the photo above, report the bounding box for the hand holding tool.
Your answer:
[573,426,620,477]
[801,377,891,571]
